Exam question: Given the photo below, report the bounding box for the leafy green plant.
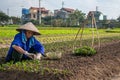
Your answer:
[74,46,96,56]
[0,60,71,75]
[0,60,41,73]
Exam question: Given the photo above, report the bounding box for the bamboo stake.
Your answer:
[73,11,101,52]
[73,21,85,52]
[91,12,95,48]
[92,13,100,49]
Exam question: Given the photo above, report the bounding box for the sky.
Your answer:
[0,0,120,19]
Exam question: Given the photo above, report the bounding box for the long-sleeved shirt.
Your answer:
[5,32,44,62]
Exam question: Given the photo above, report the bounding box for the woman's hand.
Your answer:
[24,51,37,59]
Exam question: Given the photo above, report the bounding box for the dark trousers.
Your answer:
[11,50,31,63]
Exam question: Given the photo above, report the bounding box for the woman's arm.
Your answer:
[12,45,36,59]
[12,45,26,54]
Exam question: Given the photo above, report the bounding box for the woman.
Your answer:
[5,22,46,62]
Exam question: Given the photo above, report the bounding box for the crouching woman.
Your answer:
[5,22,46,63]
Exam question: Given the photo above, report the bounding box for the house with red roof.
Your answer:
[22,7,53,22]
[54,7,75,19]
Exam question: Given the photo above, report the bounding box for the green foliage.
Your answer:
[68,9,85,26]
[0,11,9,22]
[0,60,71,75]
[74,46,96,56]
[105,28,120,33]
[10,16,21,24]
[0,60,41,73]
[117,16,120,22]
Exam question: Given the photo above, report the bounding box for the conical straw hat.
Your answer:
[16,22,40,35]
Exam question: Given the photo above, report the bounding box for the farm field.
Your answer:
[0,26,120,46]
[0,26,120,80]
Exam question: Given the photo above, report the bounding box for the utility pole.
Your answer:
[62,1,64,8]
[21,6,24,24]
[96,6,98,11]
[7,8,9,16]
[39,0,41,25]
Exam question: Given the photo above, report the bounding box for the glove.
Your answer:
[24,51,36,59]
[41,53,51,60]
[41,54,47,57]
[35,53,42,60]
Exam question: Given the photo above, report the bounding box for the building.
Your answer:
[21,8,30,22]
[87,11,102,28]
[86,6,109,28]
[21,7,53,22]
[87,11,102,22]
[29,7,53,20]
[54,8,75,19]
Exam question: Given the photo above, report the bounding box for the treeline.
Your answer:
[0,11,21,26]
[0,10,120,28]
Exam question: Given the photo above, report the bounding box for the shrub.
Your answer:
[74,46,96,56]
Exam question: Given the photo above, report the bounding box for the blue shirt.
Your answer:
[5,32,45,62]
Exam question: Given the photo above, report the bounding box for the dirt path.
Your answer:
[42,40,120,80]
[111,73,120,80]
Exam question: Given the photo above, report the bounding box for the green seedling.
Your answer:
[74,46,96,56]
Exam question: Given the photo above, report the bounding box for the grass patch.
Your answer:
[105,28,120,33]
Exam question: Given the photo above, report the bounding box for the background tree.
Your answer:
[10,16,21,24]
[116,16,120,27]
[68,9,85,27]
[117,16,120,22]
[0,11,9,22]
[52,19,63,27]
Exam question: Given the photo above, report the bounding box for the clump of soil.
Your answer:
[0,40,120,80]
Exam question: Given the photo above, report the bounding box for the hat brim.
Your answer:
[16,29,41,35]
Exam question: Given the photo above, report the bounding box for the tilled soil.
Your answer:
[0,40,120,80]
